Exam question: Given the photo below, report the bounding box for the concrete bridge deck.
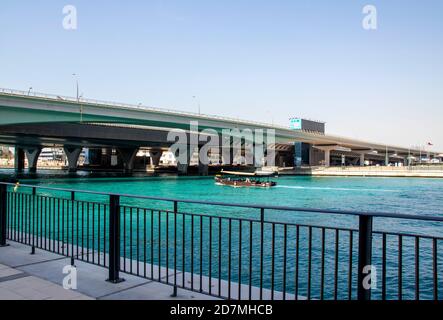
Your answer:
[1,87,442,174]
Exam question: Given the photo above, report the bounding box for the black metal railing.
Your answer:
[0,182,442,300]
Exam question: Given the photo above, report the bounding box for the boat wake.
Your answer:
[275,185,400,192]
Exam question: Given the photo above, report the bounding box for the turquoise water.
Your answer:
[24,174,443,234]
[6,173,443,299]
[19,174,443,213]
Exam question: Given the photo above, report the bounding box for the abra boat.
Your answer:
[215,170,277,188]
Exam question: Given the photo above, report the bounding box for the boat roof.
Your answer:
[220,170,275,177]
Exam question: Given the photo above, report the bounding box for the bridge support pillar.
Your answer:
[24,147,42,173]
[324,149,330,167]
[198,163,208,176]
[253,144,265,168]
[294,143,312,167]
[177,163,188,175]
[14,147,25,173]
[263,144,276,167]
[149,149,163,167]
[117,148,138,173]
[313,145,338,167]
[220,135,235,166]
[198,146,209,176]
[176,146,194,175]
[63,146,82,173]
[221,146,234,165]
[274,152,283,167]
[359,153,365,166]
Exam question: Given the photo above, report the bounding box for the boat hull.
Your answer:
[214,177,277,188]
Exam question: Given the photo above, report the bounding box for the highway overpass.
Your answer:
[0,88,441,174]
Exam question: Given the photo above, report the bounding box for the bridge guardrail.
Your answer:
[0,87,283,129]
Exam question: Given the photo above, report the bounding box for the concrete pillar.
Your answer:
[324,149,330,167]
[253,144,265,168]
[176,146,194,175]
[177,163,188,174]
[149,149,163,167]
[117,148,138,173]
[221,146,234,165]
[63,146,82,172]
[385,153,389,166]
[274,152,283,167]
[101,148,112,167]
[232,138,244,165]
[14,147,25,173]
[83,148,90,165]
[198,162,208,176]
[359,153,365,166]
[24,147,42,173]
[198,146,209,176]
[295,142,311,167]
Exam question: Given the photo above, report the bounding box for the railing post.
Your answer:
[107,194,124,283]
[70,191,75,266]
[259,207,265,300]
[357,214,373,301]
[171,200,178,297]
[0,184,8,247]
[30,187,36,254]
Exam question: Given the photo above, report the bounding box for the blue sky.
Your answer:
[1,1,442,150]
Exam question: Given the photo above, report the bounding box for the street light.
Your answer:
[192,96,201,114]
[27,87,33,95]
[79,93,84,122]
[72,73,79,102]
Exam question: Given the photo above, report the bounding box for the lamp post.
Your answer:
[72,74,83,122]
[192,96,201,114]
[72,73,79,102]
[27,87,33,95]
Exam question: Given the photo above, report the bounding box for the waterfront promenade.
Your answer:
[0,241,215,300]
[1,181,442,300]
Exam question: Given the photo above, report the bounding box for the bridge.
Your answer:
[0,88,441,174]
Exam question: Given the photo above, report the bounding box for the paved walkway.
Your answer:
[0,263,92,300]
[0,241,217,300]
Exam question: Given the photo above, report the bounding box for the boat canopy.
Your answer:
[220,170,275,177]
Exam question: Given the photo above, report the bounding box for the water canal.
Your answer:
[2,171,443,299]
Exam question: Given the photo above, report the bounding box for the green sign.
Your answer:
[290,118,302,130]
